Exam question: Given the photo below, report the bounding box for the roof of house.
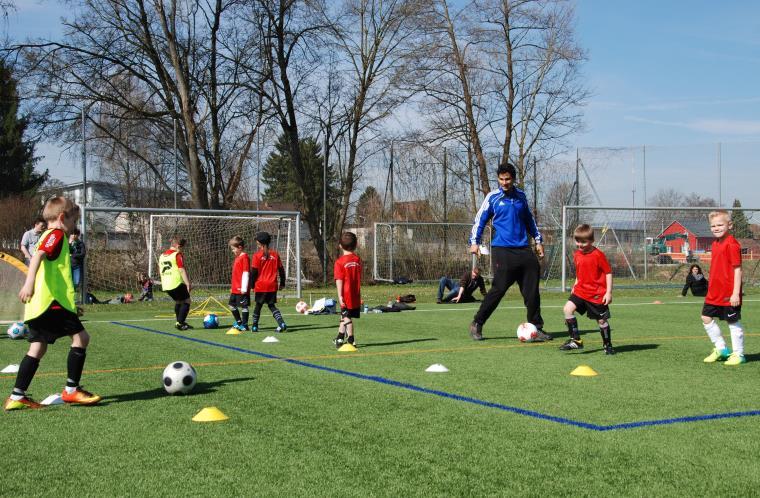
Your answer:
[674,219,714,238]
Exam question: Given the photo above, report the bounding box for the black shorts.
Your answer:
[568,294,610,321]
[341,308,361,319]
[26,305,84,344]
[166,283,190,301]
[229,293,250,308]
[254,292,278,305]
[702,304,741,323]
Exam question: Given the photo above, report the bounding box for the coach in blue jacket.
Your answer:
[467,162,552,342]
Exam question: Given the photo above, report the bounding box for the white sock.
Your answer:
[703,320,726,350]
[64,385,77,394]
[728,322,744,356]
[9,393,23,401]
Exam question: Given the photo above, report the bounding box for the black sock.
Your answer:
[599,324,612,346]
[67,347,87,387]
[174,303,181,321]
[336,332,345,341]
[231,308,242,324]
[272,308,284,325]
[347,335,355,344]
[242,310,249,326]
[565,317,580,340]
[178,303,190,324]
[14,355,40,393]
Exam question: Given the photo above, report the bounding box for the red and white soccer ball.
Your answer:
[516,322,538,342]
[295,301,308,314]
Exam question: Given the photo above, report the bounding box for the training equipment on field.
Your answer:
[295,301,308,313]
[192,406,229,422]
[570,365,598,377]
[162,361,197,394]
[516,322,538,342]
[0,252,27,326]
[40,394,64,406]
[337,343,357,352]
[6,322,28,340]
[425,364,449,373]
[1,364,19,373]
[203,313,219,329]
[262,336,279,343]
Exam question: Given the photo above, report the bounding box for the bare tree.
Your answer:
[11,0,269,209]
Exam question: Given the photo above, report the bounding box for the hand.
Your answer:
[730,293,741,307]
[469,244,480,255]
[19,283,34,303]
[452,296,460,303]
[535,243,544,258]
[186,283,192,292]
[602,293,612,305]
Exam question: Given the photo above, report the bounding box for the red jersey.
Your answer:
[572,247,612,304]
[38,229,65,260]
[705,234,742,306]
[230,252,251,294]
[334,253,362,309]
[161,249,185,268]
[252,249,283,293]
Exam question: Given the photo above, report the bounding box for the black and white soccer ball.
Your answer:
[162,361,197,395]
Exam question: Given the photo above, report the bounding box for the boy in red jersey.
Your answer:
[5,197,101,411]
[333,232,362,349]
[701,210,745,365]
[559,224,615,355]
[250,231,287,332]
[227,236,251,332]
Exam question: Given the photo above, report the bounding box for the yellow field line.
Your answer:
[3,332,759,381]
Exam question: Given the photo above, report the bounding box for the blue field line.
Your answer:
[112,321,759,432]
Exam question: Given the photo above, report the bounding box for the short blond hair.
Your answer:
[573,224,594,243]
[42,196,79,223]
[708,210,731,222]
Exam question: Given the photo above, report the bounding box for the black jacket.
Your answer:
[682,273,708,297]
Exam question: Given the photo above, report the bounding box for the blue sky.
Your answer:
[5,0,760,206]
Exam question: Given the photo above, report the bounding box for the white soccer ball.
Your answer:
[295,301,308,314]
[162,361,197,395]
[6,322,28,340]
[516,322,538,342]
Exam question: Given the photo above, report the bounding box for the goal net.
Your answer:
[82,207,302,300]
[543,205,760,290]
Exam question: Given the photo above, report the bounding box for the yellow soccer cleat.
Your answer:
[703,347,730,363]
[3,396,44,412]
[724,353,746,366]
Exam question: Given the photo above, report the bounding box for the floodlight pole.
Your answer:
[80,106,88,306]
[173,118,178,209]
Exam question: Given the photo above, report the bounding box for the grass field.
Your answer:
[1,286,759,496]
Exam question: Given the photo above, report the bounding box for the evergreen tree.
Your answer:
[0,61,46,197]
[731,199,752,239]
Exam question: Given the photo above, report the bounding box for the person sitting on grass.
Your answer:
[5,196,101,411]
[681,264,708,297]
[436,267,487,304]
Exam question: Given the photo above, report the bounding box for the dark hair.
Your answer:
[34,216,46,225]
[340,232,357,251]
[170,237,186,248]
[496,162,517,179]
[689,264,703,274]
[573,224,594,243]
[70,227,81,236]
[229,235,245,248]
[255,231,271,246]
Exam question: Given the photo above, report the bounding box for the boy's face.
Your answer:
[709,215,732,239]
[231,245,242,255]
[34,221,45,232]
[575,239,593,252]
[497,172,514,193]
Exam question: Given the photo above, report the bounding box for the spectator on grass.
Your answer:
[436,267,487,304]
[681,264,708,297]
[69,228,86,292]
[20,217,46,266]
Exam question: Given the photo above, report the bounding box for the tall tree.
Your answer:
[355,186,383,225]
[731,199,752,239]
[0,61,46,197]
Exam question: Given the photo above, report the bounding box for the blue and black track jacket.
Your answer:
[469,187,543,248]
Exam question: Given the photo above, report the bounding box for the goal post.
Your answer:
[81,206,302,301]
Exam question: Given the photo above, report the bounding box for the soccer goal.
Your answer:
[81,207,302,300]
[373,222,493,283]
[547,205,760,290]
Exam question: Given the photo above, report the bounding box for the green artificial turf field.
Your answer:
[1,287,758,496]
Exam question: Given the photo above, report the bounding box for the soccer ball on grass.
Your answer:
[6,322,28,340]
[203,313,219,329]
[295,301,308,314]
[516,322,538,342]
[162,361,197,395]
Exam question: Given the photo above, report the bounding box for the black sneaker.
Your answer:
[533,328,553,342]
[176,322,191,331]
[436,298,442,304]
[559,338,583,351]
[469,322,483,341]
[604,345,616,355]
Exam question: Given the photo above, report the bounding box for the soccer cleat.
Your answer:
[3,396,43,411]
[276,323,287,333]
[469,321,483,341]
[724,353,746,366]
[559,338,583,351]
[436,298,442,304]
[533,328,553,342]
[251,325,259,332]
[703,347,731,363]
[604,345,616,355]
[61,387,101,405]
[237,324,249,331]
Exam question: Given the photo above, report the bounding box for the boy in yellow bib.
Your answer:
[4,197,101,411]
[159,237,193,330]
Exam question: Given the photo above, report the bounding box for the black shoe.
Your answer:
[469,322,483,341]
[436,298,442,304]
[604,345,616,355]
[176,322,191,331]
[533,328,553,342]
[559,338,583,351]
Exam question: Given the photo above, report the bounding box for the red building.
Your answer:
[657,220,714,255]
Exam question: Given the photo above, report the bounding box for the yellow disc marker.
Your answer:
[337,343,358,352]
[570,365,598,377]
[192,407,229,422]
